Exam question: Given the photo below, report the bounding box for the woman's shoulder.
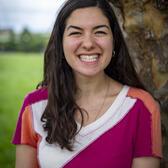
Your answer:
[127,86,160,113]
[22,87,48,108]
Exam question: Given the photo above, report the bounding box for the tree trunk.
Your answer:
[109,0,168,167]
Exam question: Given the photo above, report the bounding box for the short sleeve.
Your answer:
[133,100,162,158]
[128,87,162,158]
[12,94,38,148]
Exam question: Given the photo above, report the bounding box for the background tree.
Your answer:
[109,0,168,167]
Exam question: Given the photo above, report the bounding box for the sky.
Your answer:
[0,0,66,32]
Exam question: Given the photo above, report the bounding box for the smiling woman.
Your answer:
[12,0,162,168]
[63,7,113,77]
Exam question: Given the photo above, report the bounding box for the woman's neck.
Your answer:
[75,72,109,99]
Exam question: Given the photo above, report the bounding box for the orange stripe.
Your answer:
[128,87,162,157]
[21,106,38,148]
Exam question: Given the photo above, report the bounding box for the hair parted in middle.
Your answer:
[40,0,145,151]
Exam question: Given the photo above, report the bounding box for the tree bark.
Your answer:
[109,0,168,167]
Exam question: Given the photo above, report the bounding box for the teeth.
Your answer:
[79,55,99,62]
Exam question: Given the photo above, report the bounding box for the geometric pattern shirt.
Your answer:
[12,85,162,168]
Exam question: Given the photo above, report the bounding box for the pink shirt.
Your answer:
[12,86,162,168]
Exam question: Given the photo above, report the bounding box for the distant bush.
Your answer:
[0,28,49,52]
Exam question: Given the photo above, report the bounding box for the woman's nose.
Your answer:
[81,34,95,50]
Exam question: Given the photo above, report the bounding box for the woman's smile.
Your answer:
[79,54,99,62]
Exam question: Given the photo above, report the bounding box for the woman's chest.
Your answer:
[37,115,135,168]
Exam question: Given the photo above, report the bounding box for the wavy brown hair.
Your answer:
[40,0,145,151]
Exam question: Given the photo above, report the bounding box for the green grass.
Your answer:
[0,52,43,167]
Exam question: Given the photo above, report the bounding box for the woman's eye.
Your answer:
[95,31,107,35]
[68,32,81,36]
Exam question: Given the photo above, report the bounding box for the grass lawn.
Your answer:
[0,52,43,167]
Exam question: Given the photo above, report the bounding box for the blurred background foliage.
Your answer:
[0,28,48,52]
[0,0,59,167]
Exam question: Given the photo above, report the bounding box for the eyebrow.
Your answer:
[66,25,110,31]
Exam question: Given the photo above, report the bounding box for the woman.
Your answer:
[12,0,162,167]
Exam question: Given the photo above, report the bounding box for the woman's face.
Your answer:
[63,7,113,78]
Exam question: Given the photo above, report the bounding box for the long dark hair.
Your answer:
[40,0,145,151]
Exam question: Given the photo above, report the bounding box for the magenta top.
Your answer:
[12,86,162,168]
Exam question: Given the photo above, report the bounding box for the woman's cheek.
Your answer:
[95,37,113,48]
[64,38,81,52]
